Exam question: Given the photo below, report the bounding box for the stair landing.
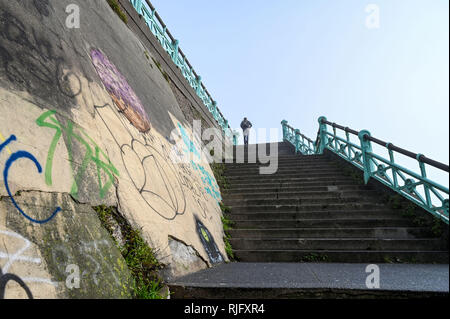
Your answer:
[168,262,449,299]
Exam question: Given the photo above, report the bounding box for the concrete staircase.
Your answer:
[168,142,449,299]
[222,142,448,264]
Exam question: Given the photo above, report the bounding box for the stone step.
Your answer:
[226,197,384,208]
[225,159,333,166]
[228,227,433,239]
[226,180,362,190]
[224,157,332,165]
[230,238,444,251]
[224,162,338,171]
[229,202,390,213]
[227,210,407,221]
[231,218,416,229]
[229,149,316,154]
[233,142,294,149]
[224,168,344,177]
[226,176,357,185]
[222,189,380,205]
[225,163,337,170]
[223,183,368,194]
[230,148,295,155]
[223,189,377,200]
[225,171,351,180]
[233,250,450,263]
[230,151,321,158]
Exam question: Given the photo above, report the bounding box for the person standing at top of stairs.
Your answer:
[241,117,253,145]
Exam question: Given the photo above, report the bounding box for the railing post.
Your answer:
[212,101,218,120]
[332,125,338,151]
[281,120,288,142]
[417,154,432,208]
[196,76,202,96]
[294,129,301,154]
[233,130,239,146]
[172,39,179,65]
[206,100,213,113]
[317,116,328,154]
[301,135,306,153]
[133,0,143,14]
[358,130,376,184]
[223,119,228,132]
[345,129,351,159]
[314,135,319,154]
[160,26,167,45]
[149,8,156,31]
[387,143,399,188]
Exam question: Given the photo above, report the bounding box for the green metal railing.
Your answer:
[281,120,316,155]
[281,117,449,224]
[128,0,237,143]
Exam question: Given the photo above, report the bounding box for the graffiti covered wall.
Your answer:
[0,0,226,298]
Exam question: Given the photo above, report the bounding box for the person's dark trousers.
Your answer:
[244,135,249,145]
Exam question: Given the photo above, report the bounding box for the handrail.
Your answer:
[281,120,316,155]
[283,122,315,144]
[128,0,237,143]
[366,136,449,172]
[281,118,449,224]
[319,118,449,172]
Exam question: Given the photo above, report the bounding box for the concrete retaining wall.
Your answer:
[0,0,226,298]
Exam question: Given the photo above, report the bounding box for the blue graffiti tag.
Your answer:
[190,160,222,203]
[176,123,222,204]
[0,135,61,224]
[177,123,201,160]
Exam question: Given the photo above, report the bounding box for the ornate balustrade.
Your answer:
[282,118,449,224]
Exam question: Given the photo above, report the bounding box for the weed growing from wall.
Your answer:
[106,0,128,24]
[211,163,229,190]
[211,163,235,261]
[151,57,170,83]
[300,253,329,262]
[223,236,234,261]
[220,205,235,261]
[93,205,168,299]
[385,195,448,240]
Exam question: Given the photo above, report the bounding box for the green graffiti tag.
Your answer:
[36,110,119,199]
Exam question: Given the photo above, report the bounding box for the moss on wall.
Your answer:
[93,205,169,299]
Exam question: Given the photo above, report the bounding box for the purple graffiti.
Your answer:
[90,49,151,133]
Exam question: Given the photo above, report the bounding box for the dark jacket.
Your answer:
[240,120,252,131]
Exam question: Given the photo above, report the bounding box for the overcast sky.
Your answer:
[149,0,449,186]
